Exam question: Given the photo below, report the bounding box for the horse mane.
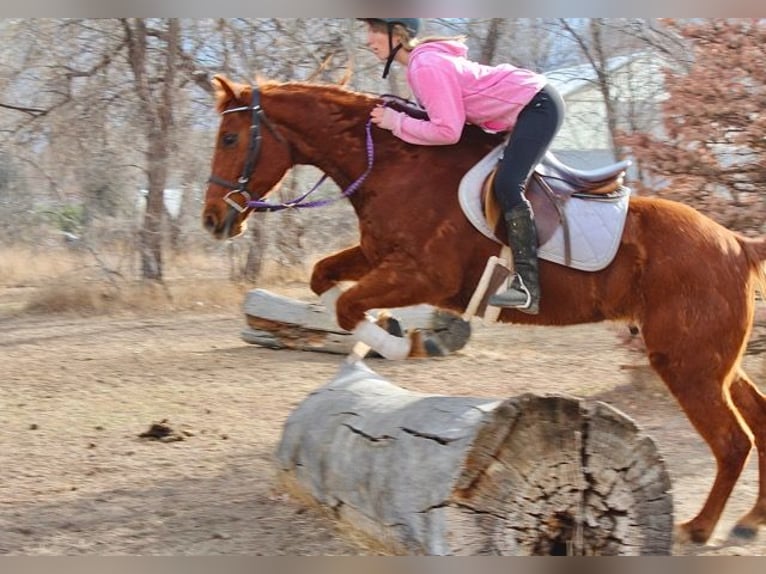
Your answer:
[213,75,375,114]
[261,80,378,113]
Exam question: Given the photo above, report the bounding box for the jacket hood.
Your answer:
[411,40,468,59]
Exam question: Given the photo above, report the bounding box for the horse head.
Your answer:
[203,75,389,240]
[203,75,295,239]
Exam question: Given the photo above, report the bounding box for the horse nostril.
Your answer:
[203,214,217,232]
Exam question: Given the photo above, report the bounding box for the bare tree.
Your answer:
[618,19,766,234]
[8,19,656,281]
[120,19,179,280]
[477,18,506,65]
[559,19,622,156]
[555,18,688,162]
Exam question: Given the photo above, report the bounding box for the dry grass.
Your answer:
[22,277,250,316]
[0,245,313,317]
[0,246,83,287]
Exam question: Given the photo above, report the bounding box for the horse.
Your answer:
[202,74,766,547]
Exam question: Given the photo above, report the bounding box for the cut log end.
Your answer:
[450,395,673,555]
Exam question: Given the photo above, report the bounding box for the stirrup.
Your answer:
[488,276,539,314]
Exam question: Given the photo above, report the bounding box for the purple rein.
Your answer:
[245,119,376,212]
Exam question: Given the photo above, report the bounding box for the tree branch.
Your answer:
[0,102,47,117]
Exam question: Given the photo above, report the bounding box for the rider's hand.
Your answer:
[370,105,401,132]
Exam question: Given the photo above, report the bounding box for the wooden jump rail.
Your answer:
[242,288,472,357]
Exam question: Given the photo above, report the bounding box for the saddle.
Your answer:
[459,145,631,272]
[483,152,630,269]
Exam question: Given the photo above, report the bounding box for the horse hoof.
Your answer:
[674,522,713,545]
[363,313,405,359]
[428,310,471,354]
[729,524,758,540]
[673,524,691,545]
[375,311,404,338]
[410,311,472,357]
[387,309,471,358]
[423,336,447,357]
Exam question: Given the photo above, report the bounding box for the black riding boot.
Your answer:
[488,201,540,314]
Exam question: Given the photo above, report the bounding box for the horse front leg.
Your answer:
[310,245,372,321]
[334,255,458,360]
[310,244,371,296]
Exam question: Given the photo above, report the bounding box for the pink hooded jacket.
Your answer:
[388,40,547,145]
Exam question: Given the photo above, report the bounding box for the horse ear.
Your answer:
[212,74,245,112]
[212,74,237,100]
[337,61,354,88]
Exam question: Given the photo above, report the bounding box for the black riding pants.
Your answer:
[493,84,565,214]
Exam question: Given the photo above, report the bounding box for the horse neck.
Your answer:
[264,85,376,204]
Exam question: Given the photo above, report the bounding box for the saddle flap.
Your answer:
[458,145,631,272]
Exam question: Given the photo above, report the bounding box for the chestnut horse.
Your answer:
[202,75,766,546]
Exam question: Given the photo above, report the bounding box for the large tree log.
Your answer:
[242,288,471,356]
[276,361,673,555]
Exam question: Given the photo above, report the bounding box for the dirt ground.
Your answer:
[2,283,766,556]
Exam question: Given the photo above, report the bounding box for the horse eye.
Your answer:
[221,133,238,147]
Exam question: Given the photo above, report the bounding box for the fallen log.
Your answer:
[276,361,673,555]
[242,288,471,356]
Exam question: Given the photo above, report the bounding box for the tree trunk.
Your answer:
[243,222,265,282]
[123,18,178,281]
[140,138,167,280]
[478,18,506,65]
[276,361,673,555]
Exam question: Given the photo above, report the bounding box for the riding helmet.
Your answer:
[359,18,421,37]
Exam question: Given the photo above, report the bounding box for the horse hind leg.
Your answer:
[728,368,766,540]
[641,326,753,544]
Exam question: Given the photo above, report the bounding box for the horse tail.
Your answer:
[740,235,766,297]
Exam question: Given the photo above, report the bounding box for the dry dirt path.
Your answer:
[1,291,765,555]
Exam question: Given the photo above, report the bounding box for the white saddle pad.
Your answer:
[458,145,630,272]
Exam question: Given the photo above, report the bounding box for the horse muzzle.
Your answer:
[202,203,247,239]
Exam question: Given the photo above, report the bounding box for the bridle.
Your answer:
[207,86,288,213]
[208,84,377,215]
